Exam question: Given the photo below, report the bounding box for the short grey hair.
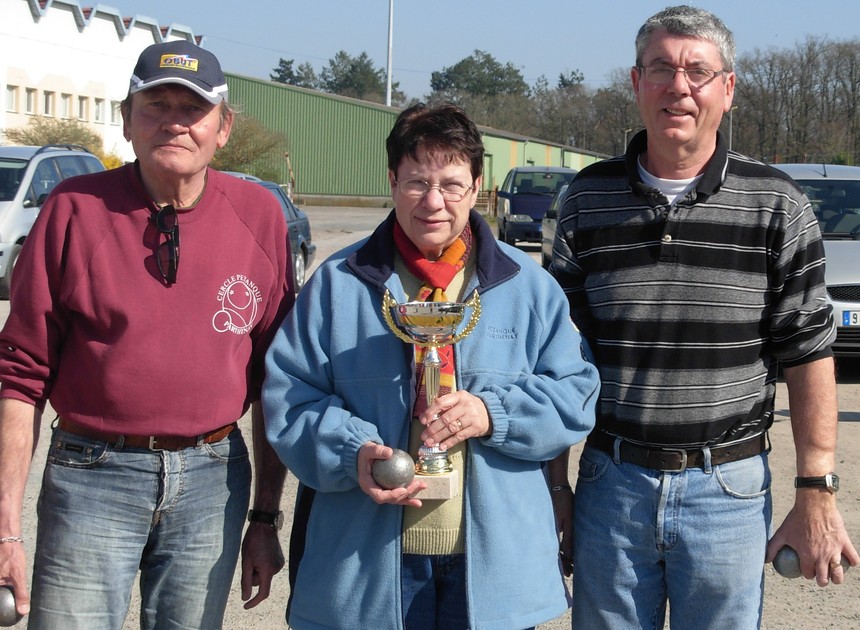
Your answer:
[635,5,736,71]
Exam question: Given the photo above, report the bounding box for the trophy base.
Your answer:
[414,469,459,500]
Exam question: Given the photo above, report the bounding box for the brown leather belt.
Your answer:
[57,418,236,451]
[586,430,769,472]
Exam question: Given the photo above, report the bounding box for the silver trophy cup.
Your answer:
[382,290,481,475]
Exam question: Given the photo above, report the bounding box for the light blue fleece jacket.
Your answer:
[263,211,599,629]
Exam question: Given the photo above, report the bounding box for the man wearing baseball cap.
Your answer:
[0,40,293,628]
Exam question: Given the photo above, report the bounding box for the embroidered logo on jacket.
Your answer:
[212,275,262,335]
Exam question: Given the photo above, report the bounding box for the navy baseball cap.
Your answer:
[129,40,228,104]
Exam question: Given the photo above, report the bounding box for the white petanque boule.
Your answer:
[372,449,416,489]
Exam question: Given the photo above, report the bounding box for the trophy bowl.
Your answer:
[392,301,469,345]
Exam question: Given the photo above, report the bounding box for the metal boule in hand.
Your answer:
[372,449,416,489]
[772,545,850,579]
[0,586,23,627]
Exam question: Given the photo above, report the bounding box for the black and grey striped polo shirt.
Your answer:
[551,131,835,447]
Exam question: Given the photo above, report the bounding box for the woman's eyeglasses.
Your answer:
[153,205,180,284]
[395,178,475,202]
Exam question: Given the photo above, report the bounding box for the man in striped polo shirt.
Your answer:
[548,5,858,629]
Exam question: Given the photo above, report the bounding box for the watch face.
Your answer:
[829,474,840,492]
[275,511,285,530]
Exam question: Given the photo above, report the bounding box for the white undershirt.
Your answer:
[638,157,701,205]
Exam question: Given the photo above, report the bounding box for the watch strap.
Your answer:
[794,473,839,493]
[247,509,284,530]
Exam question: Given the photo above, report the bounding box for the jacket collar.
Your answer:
[347,209,520,293]
[625,129,729,203]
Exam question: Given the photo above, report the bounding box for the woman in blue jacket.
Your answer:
[263,103,599,629]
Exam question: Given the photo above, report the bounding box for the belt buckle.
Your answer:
[148,436,159,450]
[656,448,688,472]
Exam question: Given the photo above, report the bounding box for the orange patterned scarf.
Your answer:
[393,221,473,416]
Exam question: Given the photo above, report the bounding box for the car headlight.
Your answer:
[508,214,534,222]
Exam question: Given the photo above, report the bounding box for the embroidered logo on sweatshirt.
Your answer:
[212,275,262,335]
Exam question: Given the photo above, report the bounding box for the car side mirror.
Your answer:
[497,190,512,200]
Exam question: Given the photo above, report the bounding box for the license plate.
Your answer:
[844,311,860,326]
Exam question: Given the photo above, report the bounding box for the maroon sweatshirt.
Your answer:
[0,164,292,437]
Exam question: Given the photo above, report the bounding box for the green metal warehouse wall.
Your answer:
[226,73,395,196]
[225,73,607,197]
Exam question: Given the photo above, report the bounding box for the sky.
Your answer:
[101,0,860,100]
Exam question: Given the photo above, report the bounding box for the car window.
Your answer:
[0,158,27,202]
[29,158,62,206]
[546,184,570,219]
[262,184,297,222]
[79,155,106,174]
[513,172,573,195]
[282,196,300,221]
[55,155,90,179]
[796,179,860,237]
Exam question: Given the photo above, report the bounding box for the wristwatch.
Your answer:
[247,509,284,531]
[794,473,839,494]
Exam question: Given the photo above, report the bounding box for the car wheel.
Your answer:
[0,243,22,300]
[293,249,307,293]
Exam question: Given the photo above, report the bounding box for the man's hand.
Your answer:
[240,523,285,609]
[767,489,859,586]
[0,539,29,618]
[0,398,41,618]
[551,486,575,577]
[774,359,859,586]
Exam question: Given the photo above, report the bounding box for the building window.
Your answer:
[78,96,88,121]
[43,91,54,116]
[94,98,104,123]
[5,85,17,112]
[110,100,121,125]
[61,93,72,118]
[25,88,36,114]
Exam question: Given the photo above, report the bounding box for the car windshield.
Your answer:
[0,158,28,202]
[796,179,860,240]
[513,172,572,196]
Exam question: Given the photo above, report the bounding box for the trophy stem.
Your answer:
[424,346,441,407]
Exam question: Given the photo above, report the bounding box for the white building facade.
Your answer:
[1,0,201,162]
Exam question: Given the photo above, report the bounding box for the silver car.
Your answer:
[774,164,860,357]
[540,183,569,269]
[0,144,105,299]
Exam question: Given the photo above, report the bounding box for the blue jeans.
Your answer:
[400,554,535,630]
[401,554,470,630]
[572,444,772,630]
[28,426,251,630]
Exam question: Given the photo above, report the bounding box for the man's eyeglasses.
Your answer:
[153,205,180,284]
[395,178,475,202]
[638,65,727,88]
